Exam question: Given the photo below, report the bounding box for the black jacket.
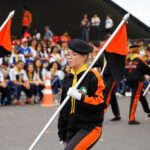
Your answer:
[58,69,106,141]
[125,56,150,82]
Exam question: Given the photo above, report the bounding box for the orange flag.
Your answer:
[105,22,128,82]
[106,22,128,56]
[0,18,12,53]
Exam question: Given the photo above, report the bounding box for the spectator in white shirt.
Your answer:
[29,39,37,62]
[9,60,32,106]
[33,29,41,40]
[34,59,47,101]
[35,43,49,63]
[9,46,25,68]
[46,61,64,97]
[26,63,43,103]
[105,15,114,34]
[49,46,63,64]
[60,41,69,69]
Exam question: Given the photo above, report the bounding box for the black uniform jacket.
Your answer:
[125,55,150,82]
[58,68,106,141]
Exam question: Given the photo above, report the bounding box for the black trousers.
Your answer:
[0,86,11,105]
[128,81,150,121]
[91,26,100,41]
[13,84,33,100]
[30,84,38,96]
[65,127,102,150]
[104,75,120,117]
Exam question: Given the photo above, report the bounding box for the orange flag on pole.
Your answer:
[0,18,12,52]
[106,22,128,56]
[105,22,128,82]
[0,10,14,57]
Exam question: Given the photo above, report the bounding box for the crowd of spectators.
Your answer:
[0,12,149,106]
[0,27,72,106]
[81,14,114,41]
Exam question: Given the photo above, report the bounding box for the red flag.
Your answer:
[0,18,12,55]
[105,22,128,82]
[106,22,128,56]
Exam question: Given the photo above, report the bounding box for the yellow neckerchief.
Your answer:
[39,51,43,57]
[16,67,22,82]
[15,54,19,63]
[130,54,139,61]
[28,72,33,81]
[70,64,88,114]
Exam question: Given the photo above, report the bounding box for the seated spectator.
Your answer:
[49,46,63,64]
[46,61,64,97]
[9,46,25,68]
[0,55,10,66]
[63,64,71,74]
[29,39,37,62]
[34,59,47,101]
[60,32,71,43]
[26,63,42,103]
[0,70,12,105]
[146,47,150,65]
[35,43,49,65]
[9,60,32,106]
[23,29,32,41]
[44,26,53,41]
[33,29,41,41]
[52,35,61,44]
[138,39,146,59]
[18,38,32,64]
[1,63,9,80]
[60,41,69,69]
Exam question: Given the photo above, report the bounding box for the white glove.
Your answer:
[67,87,82,100]
[60,141,67,148]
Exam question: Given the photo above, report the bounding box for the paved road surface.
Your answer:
[0,96,150,150]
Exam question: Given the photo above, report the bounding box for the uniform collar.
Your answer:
[15,67,22,73]
[130,54,139,61]
[71,64,88,75]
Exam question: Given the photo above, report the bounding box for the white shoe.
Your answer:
[125,92,132,97]
[116,92,123,97]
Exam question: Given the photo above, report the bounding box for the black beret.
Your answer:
[68,39,93,54]
[130,45,140,49]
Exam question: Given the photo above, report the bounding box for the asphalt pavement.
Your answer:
[0,95,150,150]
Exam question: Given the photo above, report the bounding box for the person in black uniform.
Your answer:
[90,40,121,121]
[103,62,121,121]
[125,45,150,125]
[58,39,106,150]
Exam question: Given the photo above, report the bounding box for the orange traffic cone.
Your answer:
[41,76,54,107]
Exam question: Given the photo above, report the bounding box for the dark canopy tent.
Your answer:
[0,0,149,39]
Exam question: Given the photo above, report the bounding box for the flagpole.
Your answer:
[28,13,130,150]
[0,10,15,32]
[101,61,107,76]
[143,83,150,96]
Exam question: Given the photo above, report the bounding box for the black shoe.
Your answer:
[148,113,150,118]
[110,116,121,121]
[128,120,141,125]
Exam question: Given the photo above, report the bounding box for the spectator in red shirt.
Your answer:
[22,6,32,36]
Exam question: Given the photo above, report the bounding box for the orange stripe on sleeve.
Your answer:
[84,69,105,105]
